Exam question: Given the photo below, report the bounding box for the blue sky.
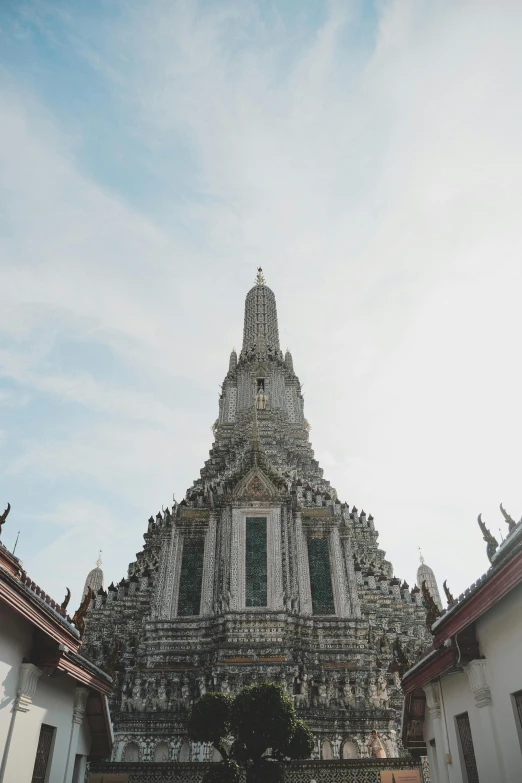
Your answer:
[1,0,522,609]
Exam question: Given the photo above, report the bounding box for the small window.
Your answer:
[31,725,55,783]
[511,689,522,752]
[455,712,480,783]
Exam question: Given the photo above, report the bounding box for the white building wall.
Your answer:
[0,604,92,783]
[422,581,522,783]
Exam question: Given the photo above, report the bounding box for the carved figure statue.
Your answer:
[376,674,389,709]
[0,502,11,535]
[478,514,499,563]
[131,679,144,712]
[153,681,168,711]
[367,676,380,709]
[197,675,207,698]
[342,682,355,709]
[181,682,192,708]
[120,679,132,712]
[314,682,329,708]
[294,669,309,708]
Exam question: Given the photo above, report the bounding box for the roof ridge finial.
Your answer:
[96,549,102,568]
[418,546,424,565]
[256,267,265,286]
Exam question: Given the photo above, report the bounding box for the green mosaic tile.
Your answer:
[245,517,267,607]
[307,537,335,615]
[177,537,205,616]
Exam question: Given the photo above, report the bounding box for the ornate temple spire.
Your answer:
[242,269,280,357]
[82,551,104,599]
[416,549,443,612]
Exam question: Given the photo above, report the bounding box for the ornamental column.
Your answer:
[201,515,217,615]
[422,682,450,783]
[464,660,506,783]
[0,663,42,783]
[295,513,312,615]
[330,527,350,617]
[63,686,90,783]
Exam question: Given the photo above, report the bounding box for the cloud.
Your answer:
[1,0,522,603]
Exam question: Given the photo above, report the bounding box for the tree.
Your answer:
[230,683,296,762]
[187,692,232,760]
[273,719,314,761]
[188,683,313,783]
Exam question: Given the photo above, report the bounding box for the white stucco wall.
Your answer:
[422,581,522,783]
[0,603,92,783]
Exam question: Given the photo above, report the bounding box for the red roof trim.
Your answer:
[58,655,113,696]
[0,579,81,651]
[432,547,522,646]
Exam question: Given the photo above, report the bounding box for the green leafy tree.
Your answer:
[230,683,296,762]
[273,719,315,760]
[187,692,232,760]
[188,683,313,783]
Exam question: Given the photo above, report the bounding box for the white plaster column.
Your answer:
[330,527,350,617]
[295,513,312,615]
[201,515,217,615]
[0,663,43,783]
[63,687,90,783]
[464,660,506,783]
[422,682,450,783]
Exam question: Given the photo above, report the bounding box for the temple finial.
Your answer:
[256,267,265,285]
[96,549,102,568]
[418,546,424,565]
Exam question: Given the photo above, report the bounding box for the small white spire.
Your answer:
[96,549,102,568]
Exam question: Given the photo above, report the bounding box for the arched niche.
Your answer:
[154,742,169,762]
[123,742,140,762]
[178,741,190,762]
[321,740,333,760]
[342,739,358,759]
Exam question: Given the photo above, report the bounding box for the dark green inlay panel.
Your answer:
[308,537,335,615]
[245,517,267,607]
[177,538,205,616]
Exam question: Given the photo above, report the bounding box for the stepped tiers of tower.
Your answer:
[82,273,430,765]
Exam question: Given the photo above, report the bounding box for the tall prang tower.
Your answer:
[83,270,429,764]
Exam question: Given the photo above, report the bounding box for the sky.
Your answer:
[1,0,521,612]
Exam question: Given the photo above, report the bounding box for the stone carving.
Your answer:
[376,674,389,710]
[0,501,10,535]
[500,502,517,533]
[478,513,499,562]
[443,579,456,607]
[71,586,93,638]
